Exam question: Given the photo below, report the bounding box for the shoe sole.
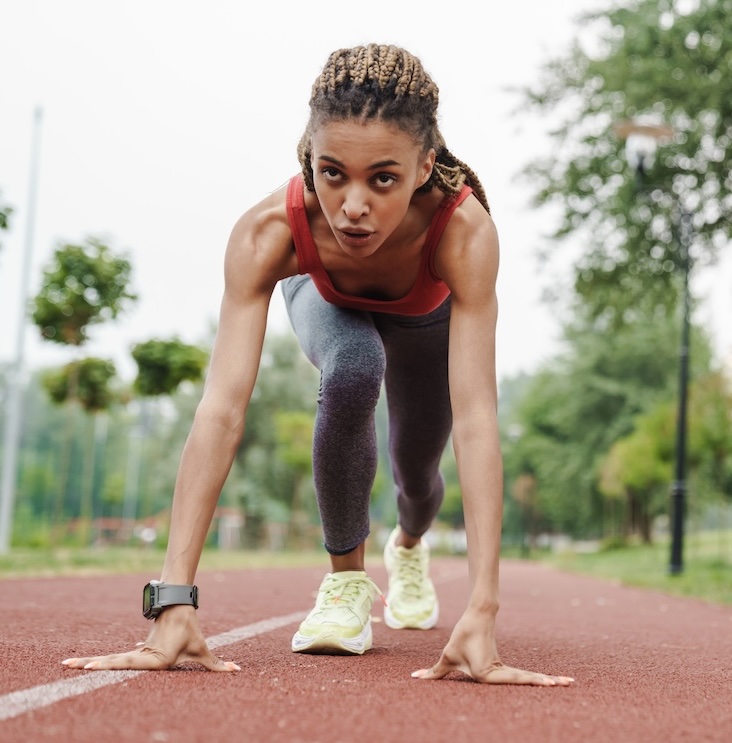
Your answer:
[383,603,439,630]
[291,620,373,655]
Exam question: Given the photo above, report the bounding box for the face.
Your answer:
[310,120,435,258]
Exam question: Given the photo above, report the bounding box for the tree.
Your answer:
[131,339,209,397]
[126,338,209,523]
[505,1,730,542]
[598,403,674,543]
[43,357,117,412]
[233,332,319,547]
[0,192,11,252]
[31,236,136,541]
[32,237,136,346]
[519,0,732,326]
[501,312,714,538]
[687,371,732,501]
[42,357,118,544]
[598,369,732,543]
[275,411,315,547]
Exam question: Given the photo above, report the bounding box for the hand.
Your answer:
[61,605,240,672]
[411,607,574,686]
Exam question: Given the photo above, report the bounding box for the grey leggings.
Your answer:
[281,275,453,555]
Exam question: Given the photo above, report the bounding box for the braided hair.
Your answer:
[297,44,490,214]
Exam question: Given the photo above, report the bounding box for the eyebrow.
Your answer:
[318,154,402,170]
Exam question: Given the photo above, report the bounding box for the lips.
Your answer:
[338,229,374,249]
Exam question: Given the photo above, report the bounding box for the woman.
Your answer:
[63,44,573,686]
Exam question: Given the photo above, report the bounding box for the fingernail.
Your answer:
[83,662,99,670]
[61,659,73,665]
[411,670,425,678]
[230,663,241,671]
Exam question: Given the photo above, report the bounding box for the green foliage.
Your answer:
[32,237,137,346]
[595,369,732,542]
[131,338,209,397]
[687,371,732,497]
[0,191,12,251]
[501,311,715,537]
[520,0,732,324]
[501,0,731,542]
[1,368,130,532]
[275,411,314,471]
[42,357,117,412]
[599,404,674,499]
[233,332,320,545]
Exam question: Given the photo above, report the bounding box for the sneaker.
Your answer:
[383,527,438,629]
[291,571,382,655]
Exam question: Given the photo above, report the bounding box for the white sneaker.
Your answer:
[383,528,438,629]
[291,571,381,655]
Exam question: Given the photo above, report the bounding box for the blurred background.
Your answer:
[0,1,730,596]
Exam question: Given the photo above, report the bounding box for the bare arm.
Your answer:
[161,249,274,584]
[444,209,503,611]
[412,196,573,686]
[63,191,296,672]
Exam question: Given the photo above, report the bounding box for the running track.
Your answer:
[1,558,730,742]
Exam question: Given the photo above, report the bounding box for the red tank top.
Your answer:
[286,175,473,316]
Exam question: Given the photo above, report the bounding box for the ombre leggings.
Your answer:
[281,275,453,555]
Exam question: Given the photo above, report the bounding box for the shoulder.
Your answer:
[224,180,299,291]
[434,191,499,292]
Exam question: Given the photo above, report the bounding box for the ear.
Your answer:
[419,148,436,186]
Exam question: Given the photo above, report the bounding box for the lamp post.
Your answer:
[0,107,43,554]
[614,119,689,576]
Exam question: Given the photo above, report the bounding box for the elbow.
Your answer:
[193,399,246,443]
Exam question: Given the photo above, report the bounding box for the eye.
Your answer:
[373,173,397,188]
[321,166,343,181]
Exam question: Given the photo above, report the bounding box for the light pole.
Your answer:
[614,119,689,575]
[0,107,43,554]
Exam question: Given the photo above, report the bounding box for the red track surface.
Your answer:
[1,558,730,742]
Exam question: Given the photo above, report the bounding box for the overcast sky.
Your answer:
[2,0,730,386]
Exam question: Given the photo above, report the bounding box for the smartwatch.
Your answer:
[142,580,199,619]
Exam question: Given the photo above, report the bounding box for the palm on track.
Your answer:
[411,609,574,686]
[61,606,240,672]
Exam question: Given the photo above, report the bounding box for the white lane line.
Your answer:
[205,612,304,649]
[0,671,142,723]
[0,610,304,722]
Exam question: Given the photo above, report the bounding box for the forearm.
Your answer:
[452,416,504,612]
[160,411,244,584]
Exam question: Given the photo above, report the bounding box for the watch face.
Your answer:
[142,582,159,619]
[143,583,152,612]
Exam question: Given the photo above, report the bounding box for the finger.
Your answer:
[62,650,169,671]
[62,657,93,669]
[411,657,456,680]
[184,651,241,673]
[62,654,131,671]
[202,658,241,673]
[63,651,240,672]
[478,665,575,686]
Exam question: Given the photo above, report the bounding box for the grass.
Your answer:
[0,546,328,579]
[539,531,732,606]
[2,532,730,607]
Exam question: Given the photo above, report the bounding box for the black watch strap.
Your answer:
[157,584,198,609]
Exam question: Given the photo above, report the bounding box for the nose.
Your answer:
[342,185,370,220]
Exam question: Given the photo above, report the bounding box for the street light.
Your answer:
[614,118,689,576]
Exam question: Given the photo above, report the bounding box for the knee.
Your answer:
[320,340,385,413]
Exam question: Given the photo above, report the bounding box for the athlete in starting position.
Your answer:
[63,43,574,686]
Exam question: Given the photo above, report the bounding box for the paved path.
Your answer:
[1,558,730,742]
